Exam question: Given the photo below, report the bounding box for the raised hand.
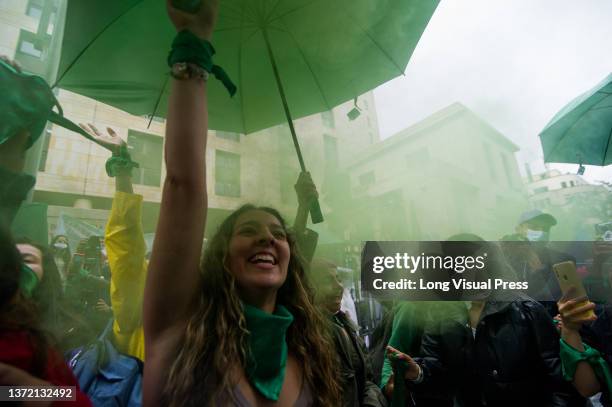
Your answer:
[166,0,219,40]
[294,171,319,208]
[78,123,126,156]
[557,287,597,332]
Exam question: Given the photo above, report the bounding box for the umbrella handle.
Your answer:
[310,198,324,224]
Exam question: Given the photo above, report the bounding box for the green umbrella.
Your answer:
[55,0,440,222]
[539,72,612,167]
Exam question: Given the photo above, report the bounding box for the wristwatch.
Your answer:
[171,62,209,81]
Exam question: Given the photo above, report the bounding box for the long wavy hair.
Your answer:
[0,227,49,377]
[15,238,63,330]
[163,204,341,406]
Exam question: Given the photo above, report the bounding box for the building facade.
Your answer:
[524,169,612,240]
[341,103,529,241]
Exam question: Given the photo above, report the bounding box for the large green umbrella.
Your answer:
[539,73,612,167]
[55,0,440,221]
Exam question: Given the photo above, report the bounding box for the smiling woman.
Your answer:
[143,3,341,406]
[158,204,342,406]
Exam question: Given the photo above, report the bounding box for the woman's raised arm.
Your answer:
[143,1,218,405]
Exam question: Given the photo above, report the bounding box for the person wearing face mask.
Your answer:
[502,210,575,317]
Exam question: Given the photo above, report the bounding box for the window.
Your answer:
[321,111,335,128]
[26,0,43,19]
[359,171,375,187]
[561,182,567,188]
[47,12,56,35]
[216,131,241,142]
[215,150,240,197]
[570,181,576,187]
[324,135,338,168]
[17,31,43,58]
[534,186,549,194]
[127,130,163,187]
[38,128,52,172]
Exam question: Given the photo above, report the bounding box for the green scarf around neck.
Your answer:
[243,303,294,401]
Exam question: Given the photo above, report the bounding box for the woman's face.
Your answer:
[17,244,44,281]
[227,210,290,293]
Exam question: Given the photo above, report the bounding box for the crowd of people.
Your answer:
[0,1,610,406]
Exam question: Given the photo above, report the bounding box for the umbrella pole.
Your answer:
[262,28,306,171]
[262,28,324,223]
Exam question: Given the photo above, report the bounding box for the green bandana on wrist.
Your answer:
[243,303,294,401]
[20,264,38,297]
[167,30,237,96]
[560,338,612,395]
[105,145,138,177]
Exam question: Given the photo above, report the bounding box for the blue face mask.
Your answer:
[526,229,549,242]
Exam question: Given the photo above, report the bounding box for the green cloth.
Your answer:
[560,339,612,396]
[56,0,440,135]
[19,264,38,298]
[389,355,410,407]
[105,145,139,177]
[243,303,294,401]
[167,30,237,96]
[380,302,422,407]
[0,58,96,149]
[0,59,58,148]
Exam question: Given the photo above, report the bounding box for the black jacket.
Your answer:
[331,312,388,407]
[414,296,584,407]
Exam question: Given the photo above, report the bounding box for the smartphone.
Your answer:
[553,261,596,319]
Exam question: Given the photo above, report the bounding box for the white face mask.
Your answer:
[526,229,546,242]
[54,242,68,250]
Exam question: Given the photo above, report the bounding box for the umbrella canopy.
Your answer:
[56,0,439,135]
[539,72,612,166]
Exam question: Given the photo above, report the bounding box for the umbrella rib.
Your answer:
[238,8,248,133]
[341,7,405,75]
[267,0,319,25]
[547,106,598,163]
[603,126,612,166]
[53,0,145,88]
[264,0,283,24]
[275,20,332,111]
[147,74,170,129]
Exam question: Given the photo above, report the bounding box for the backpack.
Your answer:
[66,320,143,407]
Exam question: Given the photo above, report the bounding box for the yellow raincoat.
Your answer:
[104,192,146,361]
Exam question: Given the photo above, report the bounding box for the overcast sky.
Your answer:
[373,0,612,183]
